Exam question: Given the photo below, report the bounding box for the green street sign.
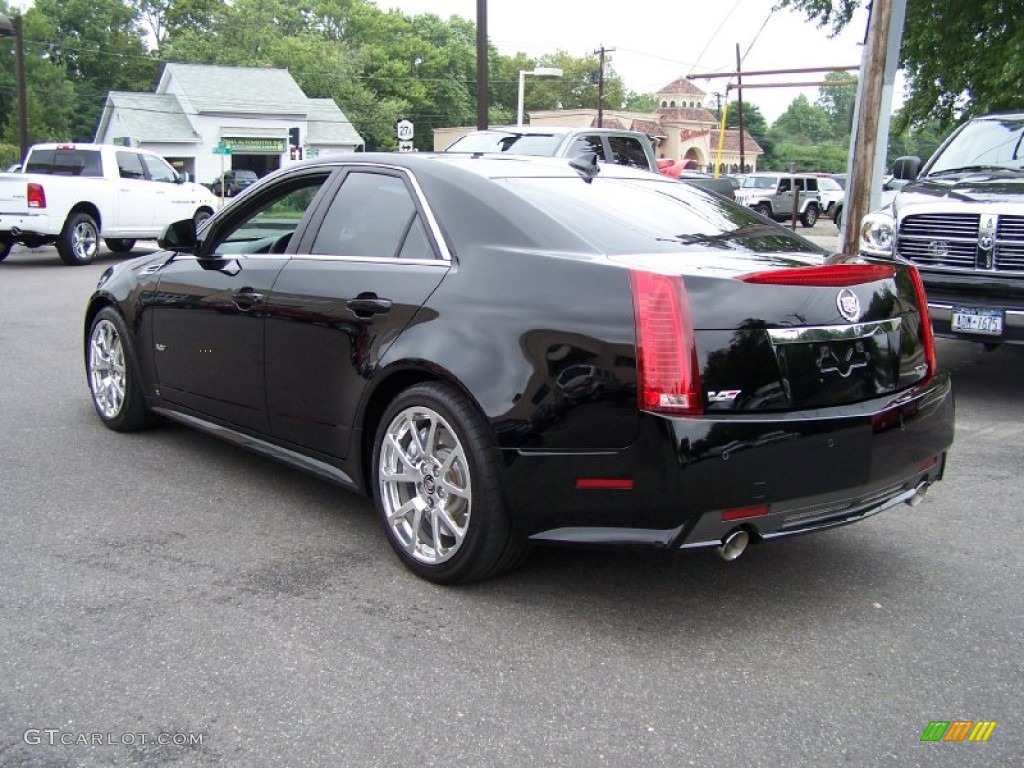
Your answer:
[212,144,232,155]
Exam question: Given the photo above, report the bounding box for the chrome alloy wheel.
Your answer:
[378,405,472,564]
[73,219,99,262]
[88,319,126,419]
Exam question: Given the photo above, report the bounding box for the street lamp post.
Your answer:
[516,67,563,127]
[0,13,28,162]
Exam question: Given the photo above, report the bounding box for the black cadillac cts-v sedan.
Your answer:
[84,154,954,583]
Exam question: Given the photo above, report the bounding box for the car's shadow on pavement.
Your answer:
[0,244,159,268]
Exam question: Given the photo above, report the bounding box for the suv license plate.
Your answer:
[951,306,1003,336]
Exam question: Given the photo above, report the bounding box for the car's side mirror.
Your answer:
[158,219,198,251]
[175,171,190,184]
[892,156,922,181]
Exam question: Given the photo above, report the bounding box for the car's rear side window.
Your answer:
[311,171,435,259]
[116,151,146,180]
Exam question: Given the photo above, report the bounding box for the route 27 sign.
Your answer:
[395,119,415,142]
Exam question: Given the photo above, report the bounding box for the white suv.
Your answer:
[734,172,823,227]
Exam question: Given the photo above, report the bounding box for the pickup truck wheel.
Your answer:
[0,238,12,262]
[193,209,212,230]
[800,204,819,228]
[104,238,136,254]
[58,212,99,265]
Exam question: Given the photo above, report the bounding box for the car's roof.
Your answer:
[744,171,820,178]
[456,126,649,138]
[291,151,666,182]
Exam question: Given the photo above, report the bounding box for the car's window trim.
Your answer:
[198,167,339,258]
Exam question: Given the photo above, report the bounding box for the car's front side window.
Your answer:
[607,136,650,169]
[141,154,178,183]
[210,174,330,256]
[566,135,606,161]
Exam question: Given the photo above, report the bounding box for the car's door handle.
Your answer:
[347,294,393,317]
[232,289,264,309]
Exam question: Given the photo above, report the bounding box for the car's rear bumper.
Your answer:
[0,212,57,238]
[503,372,954,549]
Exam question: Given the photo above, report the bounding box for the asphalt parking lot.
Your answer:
[1,243,1020,767]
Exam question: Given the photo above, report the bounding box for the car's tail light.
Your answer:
[629,269,702,415]
[908,265,937,382]
[738,264,896,287]
[27,183,45,209]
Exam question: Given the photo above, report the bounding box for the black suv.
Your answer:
[209,169,258,197]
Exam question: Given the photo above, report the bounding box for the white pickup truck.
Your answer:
[0,143,217,265]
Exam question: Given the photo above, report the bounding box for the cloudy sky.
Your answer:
[378,0,877,122]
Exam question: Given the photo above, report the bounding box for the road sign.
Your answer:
[395,119,414,142]
[213,144,232,155]
[397,140,415,152]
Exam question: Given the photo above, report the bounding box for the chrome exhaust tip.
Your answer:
[718,529,750,561]
[906,480,931,507]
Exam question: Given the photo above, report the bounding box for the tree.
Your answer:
[724,99,775,166]
[771,94,833,144]
[776,0,1024,127]
[29,0,157,139]
[623,91,658,112]
[816,70,857,137]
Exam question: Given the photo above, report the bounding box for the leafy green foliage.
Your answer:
[624,92,659,112]
[777,0,1024,127]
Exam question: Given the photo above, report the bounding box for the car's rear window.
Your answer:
[24,149,102,177]
[446,132,564,156]
[235,171,258,182]
[501,176,822,255]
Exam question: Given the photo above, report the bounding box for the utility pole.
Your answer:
[594,45,614,127]
[839,0,906,255]
[735,44,745,173]
[476,0,488,130]
[13,15,27,162]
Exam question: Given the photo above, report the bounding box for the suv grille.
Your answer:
[897,213,1024,273]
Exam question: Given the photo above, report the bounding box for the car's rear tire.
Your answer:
[0,238,12,262]
[85,307,158,432]
[800,204,819,228]
[372,382,528,584]
[58,212,99,265]
[754,202,772,218]
[104,238,136,254]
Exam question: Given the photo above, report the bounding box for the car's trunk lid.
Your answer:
[618,252,933,412]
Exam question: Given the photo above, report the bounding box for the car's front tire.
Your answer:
[754,202,772,218]
[800,204,819,228]
[58,212,99,265]
[372,383,527,584]
[85,307,157,432]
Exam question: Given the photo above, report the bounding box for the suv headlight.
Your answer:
[860,211,895,257]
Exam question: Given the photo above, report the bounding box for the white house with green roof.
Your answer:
[95,63,364,185]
